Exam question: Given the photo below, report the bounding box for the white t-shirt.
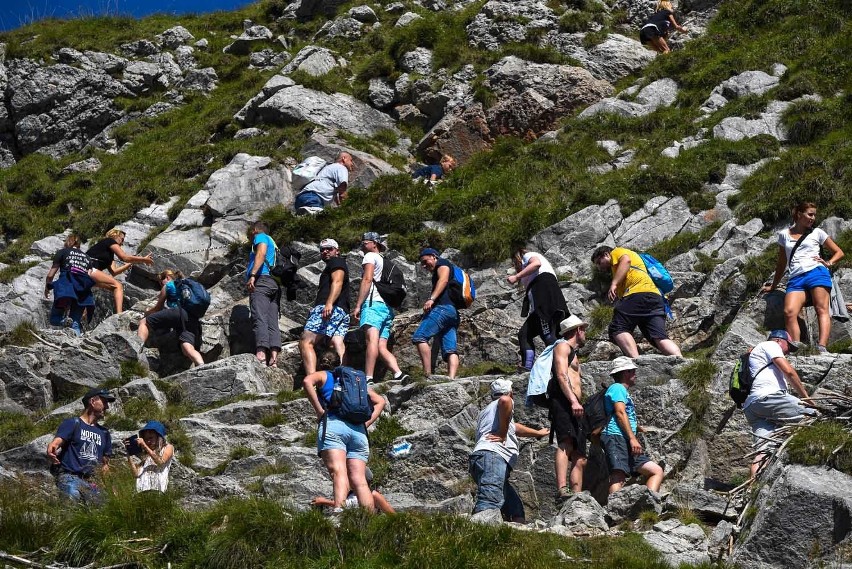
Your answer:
[472,398,519,467]
[778,227,828,278]
[520,252,557,289]
[744,340,788,408]
[362,251,385,304]
[301,162,349,204]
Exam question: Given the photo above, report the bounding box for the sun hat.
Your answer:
[609,356,638,376]
[490,379,514,398]
[319,238,339,249]
[361,231,387,252]
[139,420,167,440]
[419,247,440,259]
[81,388,116,408]
[558,315,589,336]
[768,329,798,351]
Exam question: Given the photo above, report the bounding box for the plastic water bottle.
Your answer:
[388,440,412,459]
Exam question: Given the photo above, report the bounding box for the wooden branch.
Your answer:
[0,551,49,569]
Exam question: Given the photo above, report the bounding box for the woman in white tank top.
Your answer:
[126,420,174,493]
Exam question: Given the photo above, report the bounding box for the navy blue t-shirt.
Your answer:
[413,164,443,180]
[55,418,113,476]
[432,258,454,306]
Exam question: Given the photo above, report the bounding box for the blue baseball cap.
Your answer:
[419,247,440,259]
[768,329,797,351]
[139,420,167,439]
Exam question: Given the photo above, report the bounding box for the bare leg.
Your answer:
[811,287,832,348]
[555,441,571,491]
[330,335,346,366]
[346,458,375,512]
[90,270,124,313]
[378,338,401,375]
[137,318,149,344]
[416,342,432,376]
[181,342,204,367]
[364,326,379,378]
[569,450,587,493]
[750,453,765,478]
[783,291,807,342]
[321,449,349,507]
[609,470,627,494]
[372,490,395,514]
[300,331,318,374]
[612,331,640,357]
[638,461,664,493]
[654,338,682,356]
[447,353,459,379]
[649,36,666,53]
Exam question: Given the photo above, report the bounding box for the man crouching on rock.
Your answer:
[469,379,549,523]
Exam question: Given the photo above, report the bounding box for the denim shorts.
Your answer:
[294,191,324,209]
[601,433,651,477]
[56,472,102,503]
[317,415,369,462]
[304,305,350,337]
[787,265,832,293]
[411,303,459,359]
[360,301,394,340]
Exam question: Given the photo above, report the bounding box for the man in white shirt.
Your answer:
[294,152,354,214]
[743,329,816,476]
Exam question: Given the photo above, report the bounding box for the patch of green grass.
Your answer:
[259,411,285,427]
[200,446,257,477]
[276,388,305,404]
[677,360,718,442]
[0,477,66,553]
[787,421,852,475]
[367,415,412,487]
[251,462,291,477]
[120,359,149,380]
[647,222,722,263]
[0,411,69,452]
[638,509,660,530]
[303,430,318,446]
[587,304,614,341]
[1,321,39,347]
[739,245,779,294]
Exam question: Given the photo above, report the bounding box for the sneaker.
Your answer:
[817,345,829,354]
[296,206,324,216]
[397,373,411,384]
[555,486,572,504]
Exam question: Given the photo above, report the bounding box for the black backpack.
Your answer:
[265,244,300,287]
[583,384,609,440]
[729,351,773,408]
[373,260,407,309]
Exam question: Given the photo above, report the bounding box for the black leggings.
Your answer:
[518,314,559,366]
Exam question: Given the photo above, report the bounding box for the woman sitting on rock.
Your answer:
[639,0,688,54]
[762,201,844,353]
[86,228,154,314]
[137,269,205,367]
[125,420,174,493]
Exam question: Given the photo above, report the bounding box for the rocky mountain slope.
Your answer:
[0,0,850,567]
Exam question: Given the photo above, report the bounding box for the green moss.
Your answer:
[786,421,852,475]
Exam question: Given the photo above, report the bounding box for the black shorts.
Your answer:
[639,25,661,45]
[550,392,587,457]
[609,293,668,342]
[145,307,200,347]
[601,433,652,476]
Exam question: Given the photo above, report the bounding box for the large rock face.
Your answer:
[733,464,852,569]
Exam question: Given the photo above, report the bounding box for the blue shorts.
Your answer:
[787,265,832,293]
[317,415,369,462]
[411,303,459,360]
[294,191,324,209]
[360,301,394,340]
[601,433,651,477]
[304,305,349,337]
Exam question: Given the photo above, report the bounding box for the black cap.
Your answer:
[82,388,116,408]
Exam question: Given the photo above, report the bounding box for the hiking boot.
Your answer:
[555,486,572,504]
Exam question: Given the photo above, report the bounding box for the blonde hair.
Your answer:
[657,1,674,10]
[158,269,184,281]
[440,154,457,168]
[64,234,82,248]
[105,228,126,241]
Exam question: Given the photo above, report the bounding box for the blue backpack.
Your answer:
[175,278,211,318]
[447,264,476,309]
[636,252,674,294]
[325,366,373,424]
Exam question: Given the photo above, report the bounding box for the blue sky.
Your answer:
[0,0,254,32]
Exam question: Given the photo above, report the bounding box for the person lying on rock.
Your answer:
[125,420,174,493]
[303,364,385,512]
[46,388,115,503]
[411,154,457,184]
[470,379,549,523]
[86,227,154,314]
[44,233,96,336]
[601,357,664,494]
[137,269,204,367]
[311,466,395,514]
[591,245,682,358]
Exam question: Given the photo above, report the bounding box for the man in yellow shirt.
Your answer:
[591,246,681,358]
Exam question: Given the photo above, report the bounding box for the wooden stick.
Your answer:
[0,552,49,569]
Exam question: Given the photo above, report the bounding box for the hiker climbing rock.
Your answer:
[86,228,154,314]
[246,221,281,367]
[411,154,457,183]
[137,269,205,367]
[639,0,688,54]
[412,248,462,380]
[762,201,844,353]
[601,357,664,494]
[508,248,569,371]
[44,234,96,335]
[299,238,351,375]
[591,245,682,358]
[294,151,354,215]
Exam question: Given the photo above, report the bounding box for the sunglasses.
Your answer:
[320,247,335,252]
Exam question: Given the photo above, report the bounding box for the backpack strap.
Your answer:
[787,227,813,270]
